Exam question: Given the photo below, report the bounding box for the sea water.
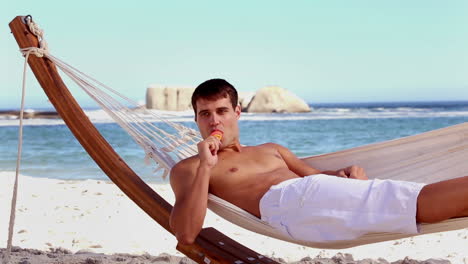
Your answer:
[0,101,467,183]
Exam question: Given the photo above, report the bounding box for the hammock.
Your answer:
[8,16,468,263]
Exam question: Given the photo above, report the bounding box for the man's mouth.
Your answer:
[210,129,223,140]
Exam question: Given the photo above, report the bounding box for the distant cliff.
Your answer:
[146,85,310,113]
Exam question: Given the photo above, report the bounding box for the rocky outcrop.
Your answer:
[238,91,256,111]
[146,85,310,113]
[0,110,60,119]
[146,85,195,111]
[246,86,310,113]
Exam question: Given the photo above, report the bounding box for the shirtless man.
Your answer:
[169,78,468,245]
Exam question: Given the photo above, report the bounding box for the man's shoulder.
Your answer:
[254,142,283,150]
[171,155,199,175]
[261,142,279,147]
[239,142,283,152]
[169,155,200,187]
[248,142,292,155]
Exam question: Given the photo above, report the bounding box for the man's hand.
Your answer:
[197,134,221,168]
[336,165,368,180]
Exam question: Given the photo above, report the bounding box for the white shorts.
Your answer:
[259,174,426,242]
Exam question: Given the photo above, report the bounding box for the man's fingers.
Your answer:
[347,165,368,180]
[349,166,358,178]
[208,139,221,155]
[209,141,218,155]
[337,170,348,178]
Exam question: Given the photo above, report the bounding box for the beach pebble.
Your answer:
[357,258,390,264]
[390,257,450,264]
[420,259,451,264]
[114,256,127,262]
[127,259,142,264]
[76,249,97,254]
[29,249,44,255]
[294,257,335,264]
[84,258,103,264]
[18,259,31,264]
[154,253,172,262]
[49,247,72,254]
[332,253,354,262]
[11,246,22,252]
[179,257,196,264]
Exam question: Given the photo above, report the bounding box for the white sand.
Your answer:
[1,172,467,263]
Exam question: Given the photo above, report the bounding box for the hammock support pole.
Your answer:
[9,16,277,264]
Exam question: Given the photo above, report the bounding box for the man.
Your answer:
[169,79,468,245]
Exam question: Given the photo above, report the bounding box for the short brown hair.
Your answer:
[191,79,238,114]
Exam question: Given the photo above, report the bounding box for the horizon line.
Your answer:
[1,100,468,111]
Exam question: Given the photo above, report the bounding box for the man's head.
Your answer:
[191,79,241,145]
[191,79,238,116]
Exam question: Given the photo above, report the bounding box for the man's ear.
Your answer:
[235,105,241,119]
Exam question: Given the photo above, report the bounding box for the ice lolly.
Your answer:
[210,130,223,140]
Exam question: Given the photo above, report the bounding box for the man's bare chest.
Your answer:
[210,146,288,182]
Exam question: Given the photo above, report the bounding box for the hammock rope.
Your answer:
[4,17,40,262]
[18,17,201,176]
[49,51,199,166]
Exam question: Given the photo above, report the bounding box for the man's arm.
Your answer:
[321,166,367,180]
[272,143,321,176]
[169,134,221,245]
[169,161,210,245]
[273,143,368,180]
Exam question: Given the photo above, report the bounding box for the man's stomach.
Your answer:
[210,168,300,217]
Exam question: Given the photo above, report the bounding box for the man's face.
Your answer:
[195,96,241,146]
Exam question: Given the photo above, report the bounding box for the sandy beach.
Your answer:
[1,172,467,263]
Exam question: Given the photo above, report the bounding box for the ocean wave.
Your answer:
[1,106,467,126]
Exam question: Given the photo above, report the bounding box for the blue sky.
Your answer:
[2,1,468,109]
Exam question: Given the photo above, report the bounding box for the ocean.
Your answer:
[1,101,467,184]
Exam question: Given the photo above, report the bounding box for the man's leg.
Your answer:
[416,176,468,223]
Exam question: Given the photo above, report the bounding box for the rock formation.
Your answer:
[146,85,310,113]
[146,85,195,111]
[238,91,256,111]
[246,86,310,113]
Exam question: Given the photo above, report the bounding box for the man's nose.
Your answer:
[209,113,220,125]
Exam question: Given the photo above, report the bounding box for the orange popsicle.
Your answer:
[210,130,223,140]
